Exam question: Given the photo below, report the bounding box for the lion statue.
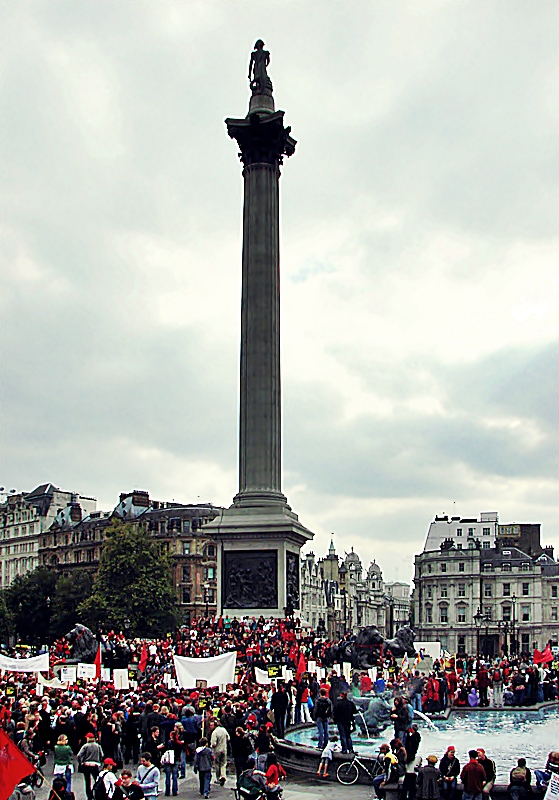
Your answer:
[65,624,99,663]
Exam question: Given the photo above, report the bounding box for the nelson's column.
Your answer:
[209,41,313,618]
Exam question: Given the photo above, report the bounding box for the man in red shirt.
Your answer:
[461,750,486,800]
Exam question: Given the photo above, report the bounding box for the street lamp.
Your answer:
[511,594,517,656]
[474,607,484,660]
[203,582,210,618]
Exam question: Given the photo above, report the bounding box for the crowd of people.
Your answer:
[0,615,558,800]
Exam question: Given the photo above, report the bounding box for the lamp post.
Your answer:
[203,582,210,618]
[484,611,491,658]
[511,594,517,656]
[474,607,483,661]
[502,621,509,655]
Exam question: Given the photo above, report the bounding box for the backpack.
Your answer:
[93,772,110,800]
[493,670,501,682]
[238,772,263,800]
[511,767,527,783]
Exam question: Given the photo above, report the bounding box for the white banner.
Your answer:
[342,661,352,682]
[101,668,112,682]
[255,667,271,685]
[0,653,49,673]
[77,663,97,680]
[174,652,236,689]
[308,661,317,674]
[283,668,293,682]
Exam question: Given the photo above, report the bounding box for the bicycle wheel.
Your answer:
[337,761,359,785]
[34,771,44,788]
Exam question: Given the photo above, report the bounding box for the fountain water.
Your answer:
[412,709,438,731]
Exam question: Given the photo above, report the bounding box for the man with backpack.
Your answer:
[94,758,118,800]
[313,689,332,750]
[492,666,503,708]
[136,752,160,800]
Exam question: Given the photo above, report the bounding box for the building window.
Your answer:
[206,545,216,557]
[521,563,529,571]
[521,633,530,650]
[440,606,448,624]
[426,606,432,623]
[182,565,190,582]
[457,543,463,550]
[459,562,464,572]
[522,583,529,596]
[181,588,191,604]
[427,586,432,598]
[503,583,510,596]
[553,586,558,599]
[456,529,463,536]
[457,607,466,623]
[458,636,466,654]
[503,606,511,622]
[468,528,475,535]
[428,564,432,573]
[484,607,492,619]
[484,585,492,597]
[552,608,558,621]
[183,541,191,555]
[521,606,530,622]
[441,563,447,572]
[208,589,216,603]
[458,584,465,597]
[502,563,511,572]
[483,541,491,549]
[441,585,448,598]
[204,566,215,580]
[483,527,491,535]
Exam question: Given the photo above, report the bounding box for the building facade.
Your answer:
[414,512,559,657]
[301,541,410,639]
[39,489,223,623]
[0,485,97,589]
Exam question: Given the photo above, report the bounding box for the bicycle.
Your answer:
[337,753,384,785]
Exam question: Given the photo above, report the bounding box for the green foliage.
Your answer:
[5,567,57,644]
[50,571,94,639]
[78,520,178,637]
[0,591,12,643]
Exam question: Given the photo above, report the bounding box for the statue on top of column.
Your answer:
[248,39,273,96]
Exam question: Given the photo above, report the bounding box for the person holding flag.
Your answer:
[0,728,37,800]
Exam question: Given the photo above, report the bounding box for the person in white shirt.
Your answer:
[317,735,339,778]
[97,759,119,799]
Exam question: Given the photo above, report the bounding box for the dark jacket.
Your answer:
[439,755,460,780]
[417,765,441,799]
[313,697,332,721]
[333,697,356,727]
[461,761,486,794]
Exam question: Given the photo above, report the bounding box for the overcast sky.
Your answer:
[2,1,558,582]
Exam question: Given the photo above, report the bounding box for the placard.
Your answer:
[308,661,317,674]
[78,663,97,680]
[101,668,112,682]
[544,772,559,800]
[267,664,281,679]
[113,668,129,690]
[61,666,77,684]
[342,661,352,682]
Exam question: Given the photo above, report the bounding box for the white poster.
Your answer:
[316,667,325,680]
[61,666,77,684]
[101,668,111,682]
[0,653,49,673]
[113,669,130,690]
[77,663,97,680]
[255,667,272,685]
[342,661,352,682]
[544,772,559,800]
[308,660,317,674]
[173,652,236,689]
[414,641,442,661]
[282,668,293,681]
[368,667,377,682]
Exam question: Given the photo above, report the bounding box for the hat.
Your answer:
[104,758,117,767]
[427,755,438,764]
[265,722,274,729]
[85,732,95,739]
[447,746,455,753]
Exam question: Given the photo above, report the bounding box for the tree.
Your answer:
[50,571,94,639]
[78,520,178,637]
[0,591,12,643]
[5,568,57,644]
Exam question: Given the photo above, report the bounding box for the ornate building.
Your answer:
[0,484,97,588]
[301,541,410,638]
[39,489,223,623]
[414,512,559,656]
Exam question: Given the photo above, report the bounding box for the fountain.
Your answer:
[412,709,438,731]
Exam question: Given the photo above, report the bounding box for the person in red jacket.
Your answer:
[461,751,486,800]
[477,666,490,708]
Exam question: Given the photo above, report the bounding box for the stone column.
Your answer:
[226,108,296,508]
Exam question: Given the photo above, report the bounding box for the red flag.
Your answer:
[534,643,553,664]
[295,652,307,681]
[94,644,102,679]
[138,642,148,673]
[0,729,36,800]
